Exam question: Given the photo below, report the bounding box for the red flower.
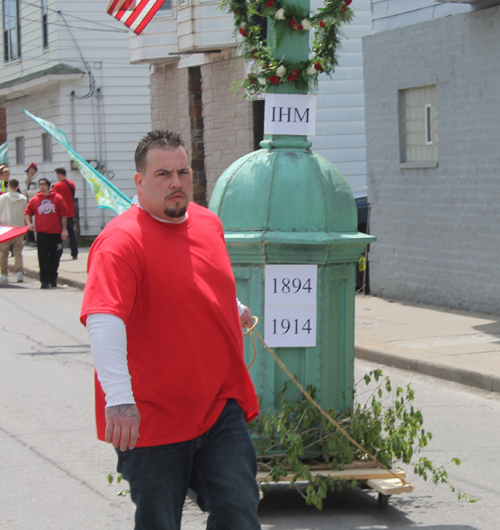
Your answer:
[314,62,323,71]
[341,5,346,11]
[289,20,297,30]
[233,9,237,13]
[288,69,299,82]
[318,18,325,28]
[297,23,303,30]
[269,76,280,85]
[239,27,248,37]
[345,0,352,5]
[266,0,274,7]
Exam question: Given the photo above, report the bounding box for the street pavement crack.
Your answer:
[0,423,109,500]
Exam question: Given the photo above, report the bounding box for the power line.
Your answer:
[57,11,95,99]
[15,0,130,33]
[5,12,130,32]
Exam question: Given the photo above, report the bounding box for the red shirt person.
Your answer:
[80,130,261,530]
[53,167,78,259]
[24,178,67,289]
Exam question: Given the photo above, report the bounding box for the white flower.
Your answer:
[301,19,312,30]
[307,66,316,76]
[276,65,287,77]
[275,8,285,20]
[258,77,267,85]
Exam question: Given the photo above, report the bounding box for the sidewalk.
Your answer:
[14,248,500,394]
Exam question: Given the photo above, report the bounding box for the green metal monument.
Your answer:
[210,0,374,412]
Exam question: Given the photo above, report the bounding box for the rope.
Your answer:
[244,317,407,486]
[242,316,259,368]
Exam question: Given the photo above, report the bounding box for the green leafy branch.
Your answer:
[220,0,354,95]
[250,369,474,509]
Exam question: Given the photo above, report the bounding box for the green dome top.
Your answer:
[209,147,357,233]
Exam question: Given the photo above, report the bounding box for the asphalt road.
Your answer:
[1,277,499,529]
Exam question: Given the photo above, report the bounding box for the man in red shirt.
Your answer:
[81,130,260,530]
[53,167,78,260]
[24,178,68,289]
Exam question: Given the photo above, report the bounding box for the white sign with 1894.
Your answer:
[264,264,317,348]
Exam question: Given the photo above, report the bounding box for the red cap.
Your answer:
[25,162,38,172]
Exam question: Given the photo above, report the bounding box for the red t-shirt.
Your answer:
[80,203,259,447]
[53,179,76,217]
[24,191,67,234]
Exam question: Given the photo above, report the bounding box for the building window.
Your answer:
[157,0,173,14]
[400,85,438,163]
[15,136,24,164]
[42,132,52,162]
[3,0,21,62]
[41,0,49,49]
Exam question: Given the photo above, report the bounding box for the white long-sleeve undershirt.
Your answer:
[87,313,135,407]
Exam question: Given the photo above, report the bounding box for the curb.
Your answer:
[355,346,500,393]
[10,261,500,394]
[8,264,86,291]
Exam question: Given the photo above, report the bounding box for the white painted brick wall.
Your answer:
[363,6,500,313]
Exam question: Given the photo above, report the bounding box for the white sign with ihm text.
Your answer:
[264,94,317,136]
[264,264,318,348]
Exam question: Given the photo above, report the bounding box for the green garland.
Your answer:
[221,0,354,95]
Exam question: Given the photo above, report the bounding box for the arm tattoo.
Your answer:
[107,404,139,420]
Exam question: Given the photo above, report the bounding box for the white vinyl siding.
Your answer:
[309,0,371,194]
[1,0,152,236]
[371,0,470,33]
[401,85,438,163]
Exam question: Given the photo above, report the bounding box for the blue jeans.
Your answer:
[116,399,261,530]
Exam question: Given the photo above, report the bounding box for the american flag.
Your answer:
[106,0,165,35]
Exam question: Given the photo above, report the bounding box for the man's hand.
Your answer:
[61,229,68,241]
[105,404,140,451]
[239,305,253,329]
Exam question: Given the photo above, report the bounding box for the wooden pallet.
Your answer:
[257,465,414,506]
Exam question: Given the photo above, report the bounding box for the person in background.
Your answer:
[24,163,38,198]
[24,178,67,289]
[0,166,10,194]
[0,178,27,282]
[24,163,39,246]
[53,167,78,260]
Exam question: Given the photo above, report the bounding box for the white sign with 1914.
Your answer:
[264,264,317,348]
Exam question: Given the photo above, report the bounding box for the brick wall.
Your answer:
[200,56,253,200]
[0,108,6,145]
[150,56,254,203]
[150,64,190,144]
[362,6,500,313]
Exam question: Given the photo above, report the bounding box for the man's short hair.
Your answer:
[39,178,51,186]
[8,178,19,189]
[54,167,67,176]
[135,130,186,174]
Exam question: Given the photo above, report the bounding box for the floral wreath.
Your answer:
[221,0,353,95]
